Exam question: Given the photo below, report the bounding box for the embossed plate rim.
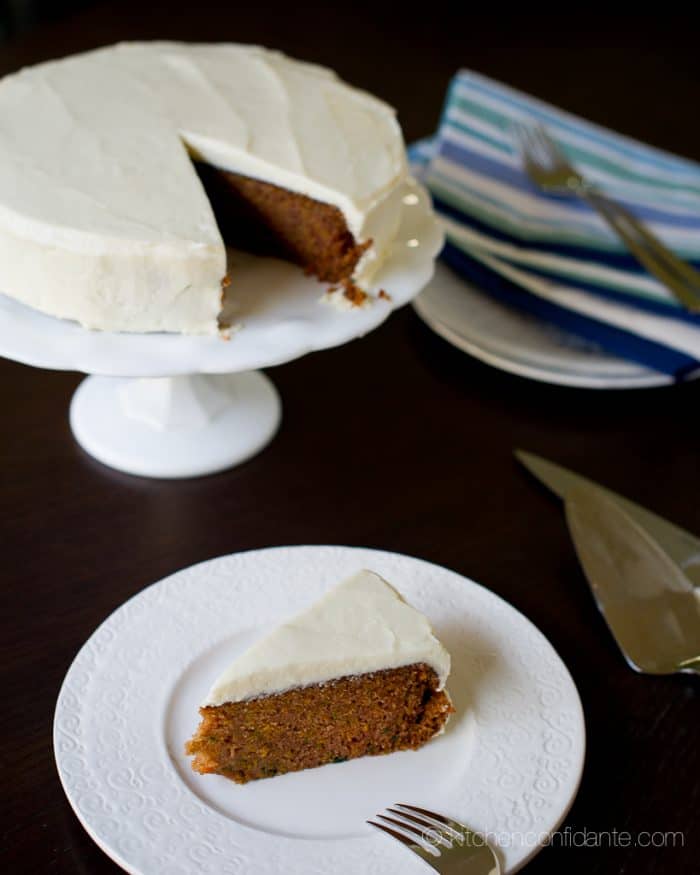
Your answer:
[53,545,585,874]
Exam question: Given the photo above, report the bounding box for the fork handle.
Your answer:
[588,191,700,292]
[581,190,700,312]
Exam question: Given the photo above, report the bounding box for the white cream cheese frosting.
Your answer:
[203,570,451,706]
[0,42,408,333]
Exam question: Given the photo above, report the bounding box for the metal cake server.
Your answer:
[515,450,700,588]
[565,485,700,676]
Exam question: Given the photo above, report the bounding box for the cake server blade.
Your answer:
[515,449,700,588]
[565,485,700,675]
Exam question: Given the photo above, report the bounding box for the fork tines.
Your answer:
[368,803,502,874]
[368,803,464,858]
[511,120,567,170]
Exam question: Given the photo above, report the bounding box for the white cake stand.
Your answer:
[0,182,442,478]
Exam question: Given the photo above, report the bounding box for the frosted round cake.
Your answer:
[0,42,409,334]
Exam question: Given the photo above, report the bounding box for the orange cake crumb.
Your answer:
[198,165,372,301]
[185,663,453,783]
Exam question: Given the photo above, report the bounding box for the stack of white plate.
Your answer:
[414,263,679,389]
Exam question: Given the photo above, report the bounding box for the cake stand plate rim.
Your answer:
[0,181,443,379]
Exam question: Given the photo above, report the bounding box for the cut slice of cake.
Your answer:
[185,570,453,783]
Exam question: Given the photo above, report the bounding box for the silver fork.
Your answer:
[368,804,500,874]
[512,121,700,312]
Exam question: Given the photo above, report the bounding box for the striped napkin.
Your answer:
[410,71,700,378]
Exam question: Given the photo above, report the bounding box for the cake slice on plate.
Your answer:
[185,570,453,783]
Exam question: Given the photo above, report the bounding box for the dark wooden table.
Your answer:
[2,4,699,873]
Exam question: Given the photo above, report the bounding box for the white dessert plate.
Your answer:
[414,262,680,389]
[54,545,585,874]
[0,182,441,379]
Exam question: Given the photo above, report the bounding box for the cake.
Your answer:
[0,42,409,334]
[185,570,453,783]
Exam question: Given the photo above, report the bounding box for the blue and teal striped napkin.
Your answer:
[410,71,700,378]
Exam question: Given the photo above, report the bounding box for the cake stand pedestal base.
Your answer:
[69,371,281,479]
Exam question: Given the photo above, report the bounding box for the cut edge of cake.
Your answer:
[196,166,376,312]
